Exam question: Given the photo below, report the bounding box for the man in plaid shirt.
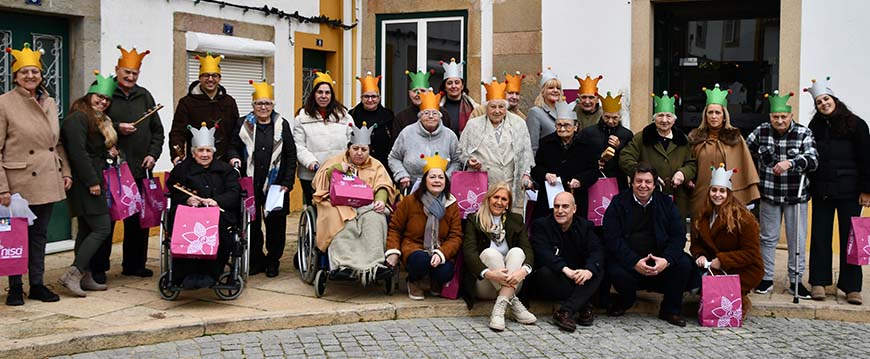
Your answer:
[746,91,818,298]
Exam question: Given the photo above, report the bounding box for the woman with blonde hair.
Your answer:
[525,68,565,154]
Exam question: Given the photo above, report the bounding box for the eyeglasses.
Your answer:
[362,94,380,100]
[253,101,274,107]
[200,73,221,79]
[420,110,440,117]
[555,123,576,129]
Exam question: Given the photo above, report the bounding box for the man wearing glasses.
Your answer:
[348,72,396,177]
[169,52,240,164]
[394,69,451,132]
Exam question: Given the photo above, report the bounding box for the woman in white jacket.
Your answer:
[293,71,352,204]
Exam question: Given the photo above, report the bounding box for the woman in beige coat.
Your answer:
[0,43,72,305]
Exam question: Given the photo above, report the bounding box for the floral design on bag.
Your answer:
[181,221,218,255]
[711,296,742,327]
[457,190,484,217]
[120,183,142,216]
[593,196,611,222]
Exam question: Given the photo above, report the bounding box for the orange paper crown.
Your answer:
[356,71,381,93]
[312,70,335,88]
[419,90,442,111]
[116,45,150,70]
[504,71,524,93]
[482,77,507,101]
[421,152,449,173]
[598,91,623,113]
[195,52,223,75]
[249,80,274,100]
[6,43,43,72]
[575,74,603,95]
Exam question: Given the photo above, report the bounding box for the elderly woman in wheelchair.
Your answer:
[308,123,398,289]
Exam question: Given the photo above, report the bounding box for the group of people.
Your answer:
[1,43,868,334]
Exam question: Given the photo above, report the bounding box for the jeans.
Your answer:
[759,199,808,282]
[73,214,112,271]
[405,250,454,284]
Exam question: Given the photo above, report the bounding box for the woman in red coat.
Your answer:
[690,164,763,319]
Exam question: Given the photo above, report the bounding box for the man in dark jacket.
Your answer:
[580,92,633,191]
[393,69,450,132]
[90,46,165,283]
[348,72,396,177]
[531,192,603,332]
[169,52,240,163]
[602,162,693,327]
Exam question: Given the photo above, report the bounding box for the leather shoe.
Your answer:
[265,262,279,278]
[607,303,626,317]
[122,267,153,277]
[28,284,60,302]
[577,305,594,326]
[552,309,576,332]
[658,312,687,327]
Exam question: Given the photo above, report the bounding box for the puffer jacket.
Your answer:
[807,114,870,199]
[292,108,352,181]
[388,120,461,182]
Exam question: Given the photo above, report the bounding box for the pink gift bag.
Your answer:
[329,169,373,208]
[104,162,142,221]
[587,177,619,226]
[170,205,221,260]
[450,171,488,219]
[0,214,29,276]
[440,253,463,300]
[846,215,870,266]
[139,173,167,229]
[239,176,256,221]
[698,272,743,327]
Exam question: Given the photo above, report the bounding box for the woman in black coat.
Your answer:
[806,87,870,305]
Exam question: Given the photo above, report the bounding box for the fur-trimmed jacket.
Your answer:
[687,126,760,212]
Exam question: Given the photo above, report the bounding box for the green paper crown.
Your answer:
[87,70,117,97]
[703,83,730,106]
[405,69,432,90]
[766,90,794,113]
[651,90,677,114]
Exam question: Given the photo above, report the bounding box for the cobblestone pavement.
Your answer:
[55,314,870,359]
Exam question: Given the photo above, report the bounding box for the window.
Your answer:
[377,12,466,111]
[723,20,741,47]
[186,53,265,115]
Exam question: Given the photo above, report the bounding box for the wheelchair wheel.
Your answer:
[215,273,245,300]
[158,272,180,301]
[384,270,398,296]
[313,269,327,298]
[297,206,318,284]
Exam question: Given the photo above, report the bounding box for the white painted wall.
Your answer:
[800,0,870,124]
[541,0,632,123]
[100,0,321,172]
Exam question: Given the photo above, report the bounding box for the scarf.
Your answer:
[489,215,506,244]
[421,191,446,253]
[239,112,284,194]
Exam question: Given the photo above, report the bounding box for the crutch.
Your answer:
[793,173,806,304]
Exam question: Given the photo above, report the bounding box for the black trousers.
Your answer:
[532,266,603,314]
[8,203,53,287]
[90,180,150,273]
[809,196,863,293]
[300,179,314,206]
[607,253,692,316]
[249,185,290,268]
[171,226,233,284]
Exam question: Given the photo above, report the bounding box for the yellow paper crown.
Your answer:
[5,43,43,73]
[421,153,449,174]
[312,70,335,88]
[419,90,442,111]
[116,45,150,70]
[504,71,524,93]
[482,77,507,101]
[599,91,623,113]
[249,80,274,100]
[575,74,603,95]
[356,71,381,93]
[195,52,223,75]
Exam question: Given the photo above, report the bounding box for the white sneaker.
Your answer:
[508,296,537,324]
[489,296,509,331]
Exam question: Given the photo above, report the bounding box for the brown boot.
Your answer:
[407,280,424,300]
[81,272,108,291]
[742,295,752,320]
[846,292,863,305]
[59,266,87,297]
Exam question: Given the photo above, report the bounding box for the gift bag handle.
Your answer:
[704,261,728,276]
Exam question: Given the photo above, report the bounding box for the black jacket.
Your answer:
[107,85,164,179]
[580,119,634,190]
[61,111,110,216]
[349,103,396,175]
[807,114,870,199]
[170,81,240,161]
[602,189,686,270]
[167,158,241,228]
[461,212,533,308]
[531,214,603,276]
[531,132,600,219]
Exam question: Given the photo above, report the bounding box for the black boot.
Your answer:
[28,284,60,302]
[5,284,24,306]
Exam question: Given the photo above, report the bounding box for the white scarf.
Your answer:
[239,112,284,194]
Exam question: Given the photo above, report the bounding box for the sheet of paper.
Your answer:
[264,185,284,216]
[545,177,565,209]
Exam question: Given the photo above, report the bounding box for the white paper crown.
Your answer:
[440,58,463,79]
[350,121,375,146]
[802,76,834,99]
[554,99,577,120]
[710,163,736,190]
[538,66,558,87]
[189,122,216,149]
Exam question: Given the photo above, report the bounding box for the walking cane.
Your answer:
[793,173,806,304]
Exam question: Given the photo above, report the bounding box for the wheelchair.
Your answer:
[157,184,250,301]
[296,204,399,298]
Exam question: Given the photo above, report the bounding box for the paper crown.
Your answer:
[5,43,43,73]
[765,90,794,113]
[703,83,731,106]
[803,76,834,99]
[116,45,150,70]
[87,70,118,97]
[651,91,678,114]
[249,80,274,100]
[538,67,558,87]
[418,90,442,111]
[312,70,335,89]
[599,91,623,113]
[504,71,524,93]
[356,71,381,93]
[482,77,507,101]
[440,58,463,79]
[195,52,223,75]
[188,122,216,149]
[575,74,603,95]
[554,99,577,120]
[405,68,433,90]
[421,152,449,173]
[710,163,737,190]
[350,121,376,146]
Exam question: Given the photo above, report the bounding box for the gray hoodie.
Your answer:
[388,120,461,182]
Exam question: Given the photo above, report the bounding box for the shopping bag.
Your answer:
[587,177,619,226]
[170,205,221,260]
[239,176,256,221]
[103,162,142,221]
[0,206,28,276]
[329,169,373,208]
[440,253,463,300]
[139,172,166,229]
[698,271,743,327]
[450,171,488,219]
[846,214,870,266]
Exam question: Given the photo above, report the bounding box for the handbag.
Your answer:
[170,205,221,260]
[139,171,166,229]
[698,268,743,327]
[103,162,143,221]
[440,254,463,300]
[846,208,870,266]
[0,206,28,276]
